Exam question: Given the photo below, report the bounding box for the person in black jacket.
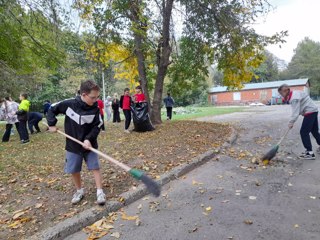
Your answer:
[47,80,106,205]
[43,100,51,116]
[119,88,132,133]
[112,93,121,123]
[28,112,42,134]
[163,93,175,120]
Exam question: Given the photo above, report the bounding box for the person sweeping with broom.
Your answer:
[278,84,320,160]
[46,80,106,205]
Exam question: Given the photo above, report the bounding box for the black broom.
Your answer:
[43,123,161,197]
[261,128,290,163]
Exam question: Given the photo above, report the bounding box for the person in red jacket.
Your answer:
[133,86,146,103]
[97,98,105,132]
[120,88,132,133]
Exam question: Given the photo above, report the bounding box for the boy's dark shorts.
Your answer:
[65,151,100,174]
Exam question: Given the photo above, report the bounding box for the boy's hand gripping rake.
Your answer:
[261,128,291,162]
[43,123,161,197]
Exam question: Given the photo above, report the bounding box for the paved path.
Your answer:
[67,105,320,240]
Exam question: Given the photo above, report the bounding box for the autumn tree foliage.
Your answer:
[74,0,286,123]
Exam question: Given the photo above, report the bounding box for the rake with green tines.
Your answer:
[43,122,161,197]
[261,128,291,161]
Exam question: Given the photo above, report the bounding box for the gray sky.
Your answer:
[254,0,320,62]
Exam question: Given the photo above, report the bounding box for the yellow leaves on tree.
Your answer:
[221,46,265,90]
[83,42,139,89]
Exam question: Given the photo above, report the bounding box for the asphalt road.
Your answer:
[67,105,320,240]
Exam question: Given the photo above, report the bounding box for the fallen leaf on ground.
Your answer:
[110,232,120,239]
[249,196,257,200]
[8,179,17,184]
[192,180,203,186]
[188,227,198,233]
[58,210,77,220]
[137,204,142,211]
[294,224,299,228]
[135,218,141,226]
[309,196,316,199]
[85,219,114,232]
[35,203,43,209]
[121,213,138,221]
[8,217,31,229]
[244,220,253,225]
[251,158,258,164]
[205,207,212,212]
[83,218,114,240]
[12,211,27,220]
[87,231,108,240]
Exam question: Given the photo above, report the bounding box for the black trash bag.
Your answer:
[131,102,155,132]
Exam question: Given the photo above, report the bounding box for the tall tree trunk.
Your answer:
[134,33,150,106]
[130,0,151,109]
[151,0,174,124]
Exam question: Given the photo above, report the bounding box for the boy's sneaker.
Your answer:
[124,129,130,134]
[97,192,106,205]
[21,139,30,144]
[299,151,315,160]
[71,191,84,204]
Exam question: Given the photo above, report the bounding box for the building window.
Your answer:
[233,92,241,101]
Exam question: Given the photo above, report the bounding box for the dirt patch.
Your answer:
[0,120,231,239]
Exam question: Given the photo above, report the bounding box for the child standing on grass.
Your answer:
[112,93,121,123]
[47,80,106,205]
[104,96,112,122]
[278,84,320,160]
[120,88,132,133]
[163,93,175,120]
[1,97,19,142]
[17,93,30,144]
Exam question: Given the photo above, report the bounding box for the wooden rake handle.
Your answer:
[277,128,291,146]
[42,122,131,172]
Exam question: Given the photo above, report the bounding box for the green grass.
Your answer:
[162,106,244,121]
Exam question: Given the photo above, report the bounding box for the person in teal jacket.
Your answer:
[17,93,30,144]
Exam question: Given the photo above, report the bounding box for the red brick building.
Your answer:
[208,79,310,106]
